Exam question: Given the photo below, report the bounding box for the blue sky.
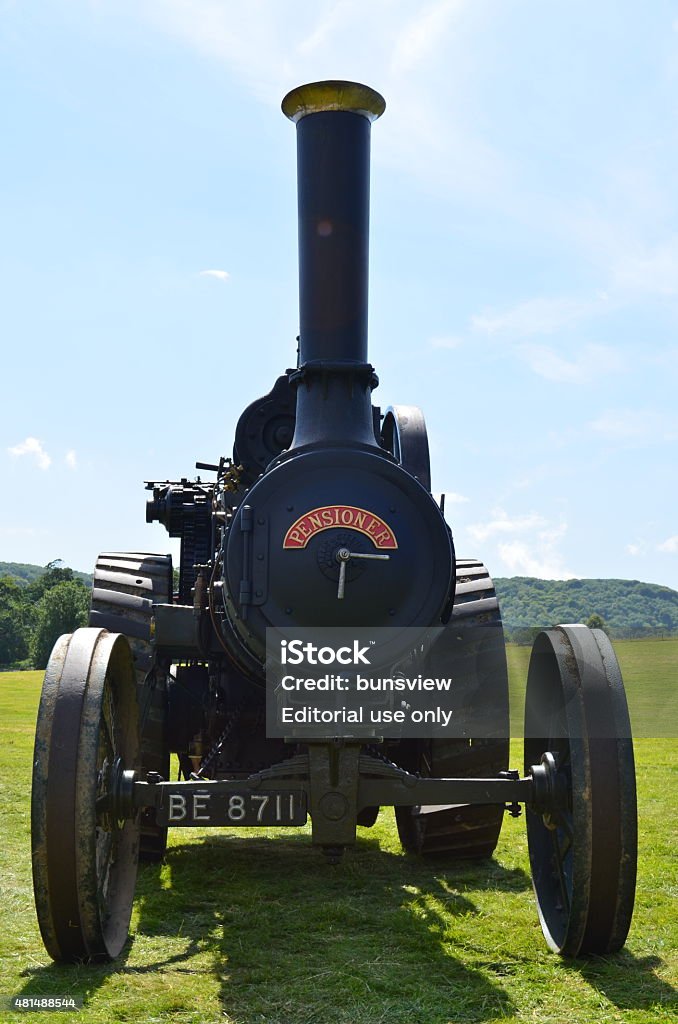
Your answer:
[2,1,677,590]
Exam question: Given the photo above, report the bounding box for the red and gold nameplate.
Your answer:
[283,505,398,550]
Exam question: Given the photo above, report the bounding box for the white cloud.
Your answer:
[590,409,678,442]
[626,543,643,556]
[7,437,51,470]
[648,346,678,369]
[65,450,77,470]
[518,342,624,384]
[497,540,576,580]
[536,521,568,545]
[128,1,294,102]
[565,197,678,299]
[611,237,678,297]
[470,295,605,338]
[0,525,44,538]
[590,412,640,439]
[430,335,463,349]
[199,269,230,281]
[658,536,678,553]
[390,0,465,74]
[467,508,546,543]
[464,508,574,579]
[296,2,352,55]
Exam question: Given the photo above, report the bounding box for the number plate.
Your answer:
[156,789,307,827]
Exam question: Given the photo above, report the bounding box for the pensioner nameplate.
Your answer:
[156,789,307,827]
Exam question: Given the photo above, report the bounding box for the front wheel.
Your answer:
[524,625,637,956]
[31,628,140,962]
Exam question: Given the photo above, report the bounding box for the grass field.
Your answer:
[0,639,676,1023]
[505,636,678,738]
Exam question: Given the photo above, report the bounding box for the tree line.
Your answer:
[494,576,678,643]
[2,562,678,670]
[0,562,90,669]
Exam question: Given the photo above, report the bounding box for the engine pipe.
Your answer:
[282,81,386,450]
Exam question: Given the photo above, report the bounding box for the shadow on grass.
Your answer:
[566,952,677,1014]
[132,831,526,1024]
[135,831,678,1022]
[15,944,133,1005]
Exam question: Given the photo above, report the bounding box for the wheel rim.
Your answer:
[524,625,637,956]
[32,628,140,962]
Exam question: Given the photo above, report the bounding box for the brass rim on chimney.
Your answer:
[282,80,386,123]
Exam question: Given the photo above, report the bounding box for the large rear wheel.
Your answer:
[380,405,431,491]
[395,560,510,858]
[89,552,172,860]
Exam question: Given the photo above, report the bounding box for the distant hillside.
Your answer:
[2,562,677,641]
[494,577,678,641]
[0,561,93,588]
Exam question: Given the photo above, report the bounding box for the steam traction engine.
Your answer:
[31,82,637,963]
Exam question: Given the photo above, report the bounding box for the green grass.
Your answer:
[1,643,676,1023]
[506,635,678,738]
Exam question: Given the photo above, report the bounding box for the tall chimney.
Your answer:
[282,81,385,450]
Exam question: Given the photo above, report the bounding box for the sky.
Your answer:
[1,0,677,590]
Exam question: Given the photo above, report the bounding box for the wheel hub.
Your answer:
[528,751,570,830]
